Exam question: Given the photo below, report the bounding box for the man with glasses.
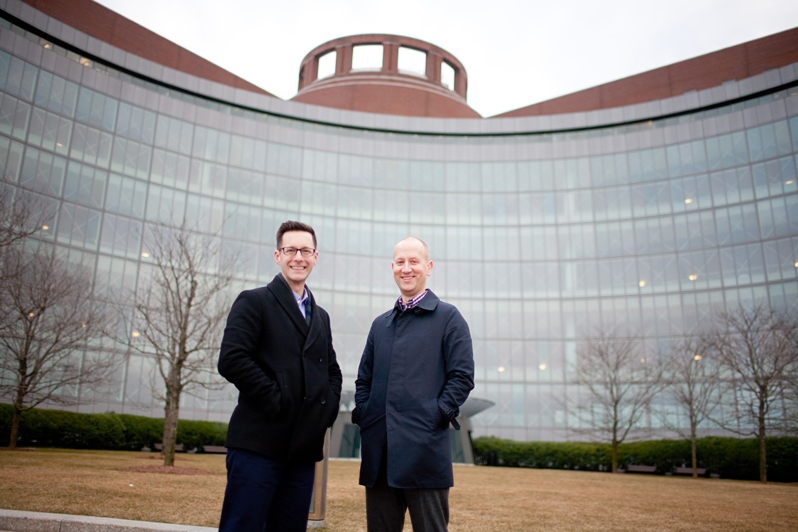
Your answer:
[353,237,474,532]
[218,221,342,532]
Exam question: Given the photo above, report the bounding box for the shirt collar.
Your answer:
[293,286,309,305]
[397,289,429,312]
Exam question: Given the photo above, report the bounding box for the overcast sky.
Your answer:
[94,0,798,118]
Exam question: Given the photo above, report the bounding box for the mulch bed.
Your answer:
[140,454,187,461]
[119,465,216,475]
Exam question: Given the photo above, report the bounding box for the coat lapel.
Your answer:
[303,291,323,352]
[267,274,309,337]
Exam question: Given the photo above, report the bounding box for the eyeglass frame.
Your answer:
[279,247,316,257]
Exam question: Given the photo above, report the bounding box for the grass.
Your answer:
[1,448,797,531]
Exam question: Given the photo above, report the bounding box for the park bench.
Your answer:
[153,443,184,452]
[674,467,707,476]
[625,465,657,474]
[202,445,228,454]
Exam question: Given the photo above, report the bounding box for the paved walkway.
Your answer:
[0,509,217,532]
[0,509,325,531]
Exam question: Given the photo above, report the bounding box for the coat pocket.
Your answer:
[275,371,290,419]
[420,397,447,432]
[354,400,384,430]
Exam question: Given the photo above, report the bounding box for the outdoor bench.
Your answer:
[153,443,185,452]
[202,445,228,454]
[674,467,707,476]
[625,465,658,474]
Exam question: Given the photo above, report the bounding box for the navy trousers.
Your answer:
[218,448,316,532]
[365,452,450,532]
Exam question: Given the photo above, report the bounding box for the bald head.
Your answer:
[393,237,429,262]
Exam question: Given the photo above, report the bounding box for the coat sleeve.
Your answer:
[325,310,343,424]
[217,290,281,416]
[437,308,475,429]
[352,326,375,426]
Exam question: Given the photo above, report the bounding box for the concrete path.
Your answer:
[0,510,326,531]
[0,509,218,532]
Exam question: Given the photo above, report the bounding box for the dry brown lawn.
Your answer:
[1,448,797,531]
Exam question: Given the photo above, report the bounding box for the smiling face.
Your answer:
[392,237,433,302]
[274,230,318,294]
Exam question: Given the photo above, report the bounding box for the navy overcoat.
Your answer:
[352,290,474,489]
[218,274,342,463]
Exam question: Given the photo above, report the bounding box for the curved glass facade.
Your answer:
[1,7,797,441]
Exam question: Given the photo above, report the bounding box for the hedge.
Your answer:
[0,404,227,451]
[472,435,798,482]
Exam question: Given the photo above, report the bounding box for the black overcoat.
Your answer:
[352,290,474,488]
[218,274,342,463]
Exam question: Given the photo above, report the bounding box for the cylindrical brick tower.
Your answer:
[291,34,480,118]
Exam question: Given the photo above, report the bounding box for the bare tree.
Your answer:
[567,333,665,473]
[122,223,233,466]
[654,337,720,478]
[782,360,798,435]
[0,176,54,283]
[0,179,37,251]
[708,305,798,482]
[0,246,112,448]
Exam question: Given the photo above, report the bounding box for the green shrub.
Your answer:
[472,435,798,482]
[0,405,126,449]
[473,437,613,471]
[0,404,228,451]
[177,419,227,451]
[117,414,163,450]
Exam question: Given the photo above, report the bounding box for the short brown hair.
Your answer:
[276,221,317,249]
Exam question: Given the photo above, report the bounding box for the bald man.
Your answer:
[352,237,474,532]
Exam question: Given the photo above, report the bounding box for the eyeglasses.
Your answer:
[280,247,316,257]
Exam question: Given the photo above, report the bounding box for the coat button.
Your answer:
[320,399,326,404]
[319,358,323,362]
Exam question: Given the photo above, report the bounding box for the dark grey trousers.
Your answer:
[365,459,450,532]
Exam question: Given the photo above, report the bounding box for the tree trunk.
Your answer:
[612,439,619,473]
[690,414,698,479]
[162,389,180,467]
[759,399,767,483]
[8,406,21,448]
[9,386,27,448]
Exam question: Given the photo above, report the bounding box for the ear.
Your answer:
[274,249,281,265]
[426,260,433,276]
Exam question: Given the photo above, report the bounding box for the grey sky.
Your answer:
[94,0,798,117]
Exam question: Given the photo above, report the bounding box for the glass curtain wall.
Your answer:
[1,18,797,439]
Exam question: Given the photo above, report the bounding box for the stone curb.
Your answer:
[0,509,218,532]
[0,510,326,531]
